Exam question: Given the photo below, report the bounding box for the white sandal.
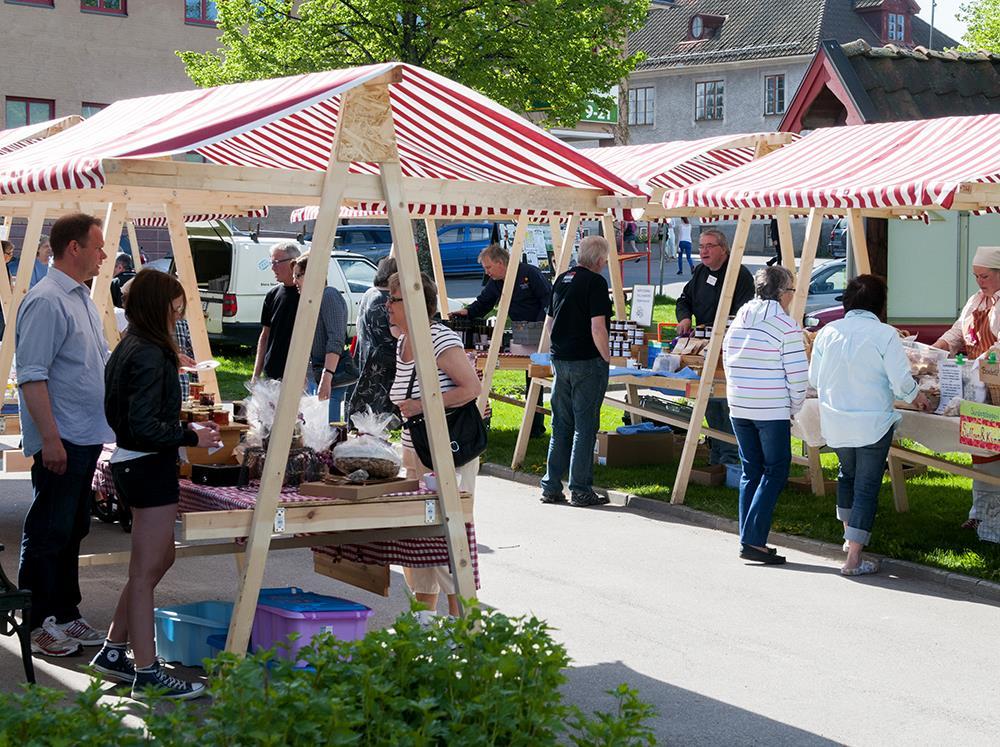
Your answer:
[841,559,879,577]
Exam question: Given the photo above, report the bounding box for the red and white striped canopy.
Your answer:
[0,63,643,205]
[579,134,757,193]
[131,208,269,228]
[663,115,1000,212]
[0,116,82,156]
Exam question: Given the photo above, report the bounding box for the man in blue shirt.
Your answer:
[8,236,51,289]
[16,213,115,657]
[452,243,552,437]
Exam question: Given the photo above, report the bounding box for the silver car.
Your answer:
[805,259,847,314]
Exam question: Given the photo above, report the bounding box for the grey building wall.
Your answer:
[625,57,811,143]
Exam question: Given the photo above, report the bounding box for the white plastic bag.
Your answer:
[652,352,681,374]
[332,407,401,479]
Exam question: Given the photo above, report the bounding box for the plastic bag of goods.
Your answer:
[332,407,401,480]
[651,352,681,374]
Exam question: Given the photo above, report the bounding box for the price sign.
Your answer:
[629,285,655,328]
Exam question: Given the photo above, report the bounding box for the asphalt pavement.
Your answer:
[0,463,996,745]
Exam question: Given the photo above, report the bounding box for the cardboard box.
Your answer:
[689,464,725,486]
[593,430,675,467]
[186,423,248,465]
[0,415,20,435]
[3,449,34,473]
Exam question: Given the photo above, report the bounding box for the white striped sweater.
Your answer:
[722,299,808,421]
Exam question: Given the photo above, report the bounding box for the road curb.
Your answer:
[478,461,1000,606]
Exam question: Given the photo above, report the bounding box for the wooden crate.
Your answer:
[299,477,420,501]
[313,553,391,597]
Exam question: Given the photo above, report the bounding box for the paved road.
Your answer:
[0,468,995,744]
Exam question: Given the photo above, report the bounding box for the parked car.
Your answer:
[436,222,493,275]
[332,224,393,263]
[828,218,847,258]
[805,258,847,314]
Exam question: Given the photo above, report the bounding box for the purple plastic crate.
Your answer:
[251,588,372,664]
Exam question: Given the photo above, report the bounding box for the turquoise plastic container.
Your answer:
[154,600,233,666]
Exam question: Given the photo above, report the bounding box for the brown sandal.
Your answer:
[961,518,981,531]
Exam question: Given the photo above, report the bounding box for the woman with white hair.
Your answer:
[934,246,1000,534]
[723,265,807,564]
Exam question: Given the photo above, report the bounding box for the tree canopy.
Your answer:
[959,0,1000,52]
[178,0,649,128]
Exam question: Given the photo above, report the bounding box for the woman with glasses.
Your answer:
[386,271,482,619]
[92,269,221,699]
[722,265,808,565]
[291,254,350,422]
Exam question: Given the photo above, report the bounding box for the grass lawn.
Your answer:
[216,298,1000,583]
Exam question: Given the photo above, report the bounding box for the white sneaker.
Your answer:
[30,616,82,657]
[57,617,106,646]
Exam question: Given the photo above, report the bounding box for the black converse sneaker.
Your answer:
[132,663,206,701]
[89,643,135,684]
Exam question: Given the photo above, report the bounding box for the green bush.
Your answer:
[0,605,655,746]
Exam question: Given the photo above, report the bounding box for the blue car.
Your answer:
[436,222,492,275]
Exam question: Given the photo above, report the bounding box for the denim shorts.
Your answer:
[111,451,180,509]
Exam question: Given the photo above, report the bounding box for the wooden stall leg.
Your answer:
[92,203,127,348]
[776,209,795,270]
[886,448,909,512]
[425,218,450,318]
[847,209,871,275]
[0,203,46,390]
[601,214,640,424]
[511,216,579,470]
[807,445,826,497]
[166,205,220,399]
[788,209,823,324]
[477,215,529,414]
[125,220,143,270]
[672,210,753,505]
[381,162,477,611]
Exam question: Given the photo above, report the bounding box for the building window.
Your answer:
[81,0,126,14]
[695,80,724,121]
[81,102,108,118]
[888,13,905,41]
[627,87,655,126]
[185,0,217,26]
[5,97,55,128]
[764,75,785,116]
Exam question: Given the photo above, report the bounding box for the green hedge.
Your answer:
[0,605,655,746]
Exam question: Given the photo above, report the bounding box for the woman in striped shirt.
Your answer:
[722,265,808,565]
[387,271,481,617]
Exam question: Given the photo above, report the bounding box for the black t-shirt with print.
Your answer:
[548,266,612,361]
[261,283,300,379]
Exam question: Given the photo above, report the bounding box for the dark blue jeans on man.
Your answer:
[541,357,609,496]
[706,399,740,465]
[731,418,792,548]
[834,426,895,547]
[19,441,103,629]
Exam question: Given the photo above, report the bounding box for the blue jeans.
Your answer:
[706,399,740,465]
[677,240,694,272]
[541,357,609,496]
[19,441,103,628]
[834,426,895,546]
[731,418,791,547]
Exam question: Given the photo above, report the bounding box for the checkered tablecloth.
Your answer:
[92,453,480,585]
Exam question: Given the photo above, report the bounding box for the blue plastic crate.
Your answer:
[154,600,232,666]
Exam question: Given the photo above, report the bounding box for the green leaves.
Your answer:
[177,0,650,127]
[959,0,1000,53]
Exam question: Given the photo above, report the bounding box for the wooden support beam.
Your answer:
[806,445,826,497]
[788,209,823,324]
[846,208,871,275]
[776,209,795,270]
[477,215,529,414]
[0,203,46,391]
[92,203,127,348]
[671,209,753,505]
[512,215,579,470]
[381,158,477,613]
[164,203,219,399]
[125,220,142,270]
[424,218,450,318]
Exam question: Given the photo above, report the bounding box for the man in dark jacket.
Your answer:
[675,228,754,466]
[452,243,552,437]
[110,253,136,308]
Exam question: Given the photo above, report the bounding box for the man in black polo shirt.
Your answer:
[253,241,302,381]
[540,235,612,507]
[452,243,552,437]
[675,227,754,466]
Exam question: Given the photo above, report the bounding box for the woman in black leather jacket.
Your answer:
[90,269,220,701]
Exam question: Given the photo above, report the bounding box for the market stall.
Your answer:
[660,113,1000,506]
[0,62,644,654]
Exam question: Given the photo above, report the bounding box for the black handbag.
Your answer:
[402,368,487,468]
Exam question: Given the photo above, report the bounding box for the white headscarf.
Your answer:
[972,246,1000,270]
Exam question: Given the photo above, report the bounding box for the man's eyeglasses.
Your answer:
[270,257,292,266]
[699,242,722,250]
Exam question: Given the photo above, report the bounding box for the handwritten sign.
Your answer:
[936,360,963,415]
[630,285,655,328]
[959,400,1000,453]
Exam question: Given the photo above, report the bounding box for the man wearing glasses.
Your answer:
[676,228,754,466]
[253,241,302,381]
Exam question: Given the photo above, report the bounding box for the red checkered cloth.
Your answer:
[91,454,480,587]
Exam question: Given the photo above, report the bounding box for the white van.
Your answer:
[175,222,378,346]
